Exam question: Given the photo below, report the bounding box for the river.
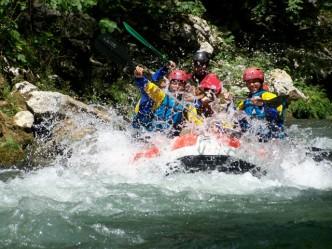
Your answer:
[0,115,331,249]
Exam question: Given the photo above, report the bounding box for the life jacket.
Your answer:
[242,90,280,123]
[132,74,203,136]
[153,95,184,134]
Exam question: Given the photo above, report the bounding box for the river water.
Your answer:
[0,114,332,249]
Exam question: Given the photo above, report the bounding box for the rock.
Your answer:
[26,91,64,115]
[13,81,38,98]
[26,91,111,122]
[186,14,232,55]
[51,118,96,143]
[198,42,214,54]
[267,69,307,100]
[188,15,216,54]
[167,15,227,55]
[13,111,34,129]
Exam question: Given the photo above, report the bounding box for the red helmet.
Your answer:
[168,69,188,82]
[199,73,222,95]
[243,67,264,83]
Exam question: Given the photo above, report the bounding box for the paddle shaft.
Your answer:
[123,21,168,62]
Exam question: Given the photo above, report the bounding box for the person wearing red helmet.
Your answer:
[194,73,223,117]
[238,67,285,140]
[132,65,202,137]
[167,69,189,95]
[190,51,232,117]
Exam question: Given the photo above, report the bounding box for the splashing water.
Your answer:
[1,110,332,248]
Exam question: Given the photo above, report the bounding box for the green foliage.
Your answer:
[175,0,206,16]
[286,0,304,16]
[0,136,25,167]
[99,19,120,34]
[213,49,276,89]
[43,0,97,12]
[0,0,31,66]
[288,83,332,119]
[0,0,331,121]
[0,136,20,151]
[249,0,317,30]
[0,85,20,117]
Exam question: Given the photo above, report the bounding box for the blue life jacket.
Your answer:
[153,95,184,132]
[243,90,281,124]
[243,90,266,119]
[240,90,286,141]
[132,76,184,135]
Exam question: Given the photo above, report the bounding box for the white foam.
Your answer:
[1,111,332,212]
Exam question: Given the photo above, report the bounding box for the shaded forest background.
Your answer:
[1,0,332,119]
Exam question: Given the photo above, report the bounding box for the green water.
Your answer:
[1,187,332,249]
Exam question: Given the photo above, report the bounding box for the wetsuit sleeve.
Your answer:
[261,92,283,114]
[135,76,166,109]
[151,66,168,82]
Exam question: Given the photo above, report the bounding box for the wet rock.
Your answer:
[14,111,34,129]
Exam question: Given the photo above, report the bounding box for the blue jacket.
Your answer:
[239,90,283,124]
[132,76,184,136]
[238,89,286,140]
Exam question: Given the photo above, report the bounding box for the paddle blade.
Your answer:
[123,21,167,61]
[94,34,130,65]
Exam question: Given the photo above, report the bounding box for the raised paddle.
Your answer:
[123,21,168,62]
[234,95,289,108]
[94,33,130,66]
[94,33,204,123]
[263,95,289,108]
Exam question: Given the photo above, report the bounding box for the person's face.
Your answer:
[245,79,262,93]
[169,80,186,93]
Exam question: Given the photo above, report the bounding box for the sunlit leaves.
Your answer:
[174,0,206,16]
[43,0,97,12]
[99,19,120,34]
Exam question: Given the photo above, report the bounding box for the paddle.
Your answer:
[234,95,288,108]
[263,95,288,108]
[94,33,130,66]
[123,21,168,62]
[94,33,204,123]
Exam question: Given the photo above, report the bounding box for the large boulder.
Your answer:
[11,82,114,162]
[266,69,307,100]
[166,15,229,55]
[26,91,111,122]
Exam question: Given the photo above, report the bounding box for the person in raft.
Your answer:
[187,51,234,116]
[237,67,286,141]
[132,65,202,138]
